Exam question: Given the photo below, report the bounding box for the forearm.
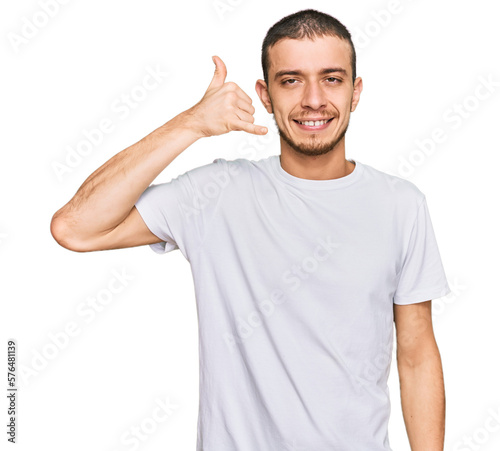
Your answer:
[398,350,445,451]
[51,55,265,250]
[52,107,202,240]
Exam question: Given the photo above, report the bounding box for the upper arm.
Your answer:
[393,300,439,367]
[96,206,163,251]
[52,206,163,252]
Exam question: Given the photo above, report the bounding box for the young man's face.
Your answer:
[256,35,362,157]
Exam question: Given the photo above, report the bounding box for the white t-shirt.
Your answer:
[135,155,450,451]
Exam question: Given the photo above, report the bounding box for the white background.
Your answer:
[1,0,499,450]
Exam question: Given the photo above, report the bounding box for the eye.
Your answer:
[327,77,340,83]
[282,78,298,85]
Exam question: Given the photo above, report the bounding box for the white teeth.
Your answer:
[298,120,329,126]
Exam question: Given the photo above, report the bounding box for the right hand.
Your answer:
[188,56,268,137]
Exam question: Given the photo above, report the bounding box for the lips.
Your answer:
[293,117,334,130]
[294,118,333,126]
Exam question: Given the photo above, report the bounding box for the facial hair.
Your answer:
[274,114,350,157]
[269,91,352,156]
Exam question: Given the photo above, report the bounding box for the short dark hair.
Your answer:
[261,9,357,85]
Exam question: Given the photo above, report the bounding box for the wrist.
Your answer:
[174,105,210,140]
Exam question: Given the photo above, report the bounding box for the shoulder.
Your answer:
[359,160,426,209]
[208,155,273,180]
[173,157,234,187]
[170,156,271,193]
[215,155,272,171]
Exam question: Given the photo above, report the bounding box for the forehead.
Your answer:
[268,36,351,78]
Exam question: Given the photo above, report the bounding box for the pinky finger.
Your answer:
[235,120,268,135]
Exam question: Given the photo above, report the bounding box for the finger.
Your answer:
[207,55,227,91]
[234,119,268,136]
[220,82,253,105]
[235,98,256,116]
[232,85,253,105]
[235,109,256,125]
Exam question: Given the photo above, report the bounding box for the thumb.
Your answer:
[207,55,227,91]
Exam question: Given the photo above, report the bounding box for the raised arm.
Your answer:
[50,56,267,252]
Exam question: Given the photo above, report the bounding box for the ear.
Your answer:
[350,76,363,112]
[255,79,273,114]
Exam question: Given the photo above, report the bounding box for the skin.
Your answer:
[394,300,445,451]
[256,36,445,450]
[255,35,362,182]
[50,55,266,252]
[51,34,445,451]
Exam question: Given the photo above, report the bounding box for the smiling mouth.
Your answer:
[293,117,334,129]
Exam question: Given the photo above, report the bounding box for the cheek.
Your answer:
[339,92,354,111]
[270,93,295,117]
[270,104,288,123]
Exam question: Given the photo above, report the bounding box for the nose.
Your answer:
[301,81,327,110]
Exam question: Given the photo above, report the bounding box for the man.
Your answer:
[51,9,450,451]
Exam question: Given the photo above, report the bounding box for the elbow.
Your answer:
[50,213,90,253]
[397,344,442,370]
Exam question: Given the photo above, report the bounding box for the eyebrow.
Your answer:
[274,67,348,81]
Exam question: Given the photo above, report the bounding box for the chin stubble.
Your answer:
[275,116,350,157]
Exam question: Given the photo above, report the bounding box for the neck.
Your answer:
[279,141,354,181]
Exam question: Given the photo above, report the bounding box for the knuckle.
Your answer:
[226,91,238,101]
[225,81,237,90]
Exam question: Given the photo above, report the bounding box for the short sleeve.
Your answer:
[135,158,225,261]
[393,196,451,305]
